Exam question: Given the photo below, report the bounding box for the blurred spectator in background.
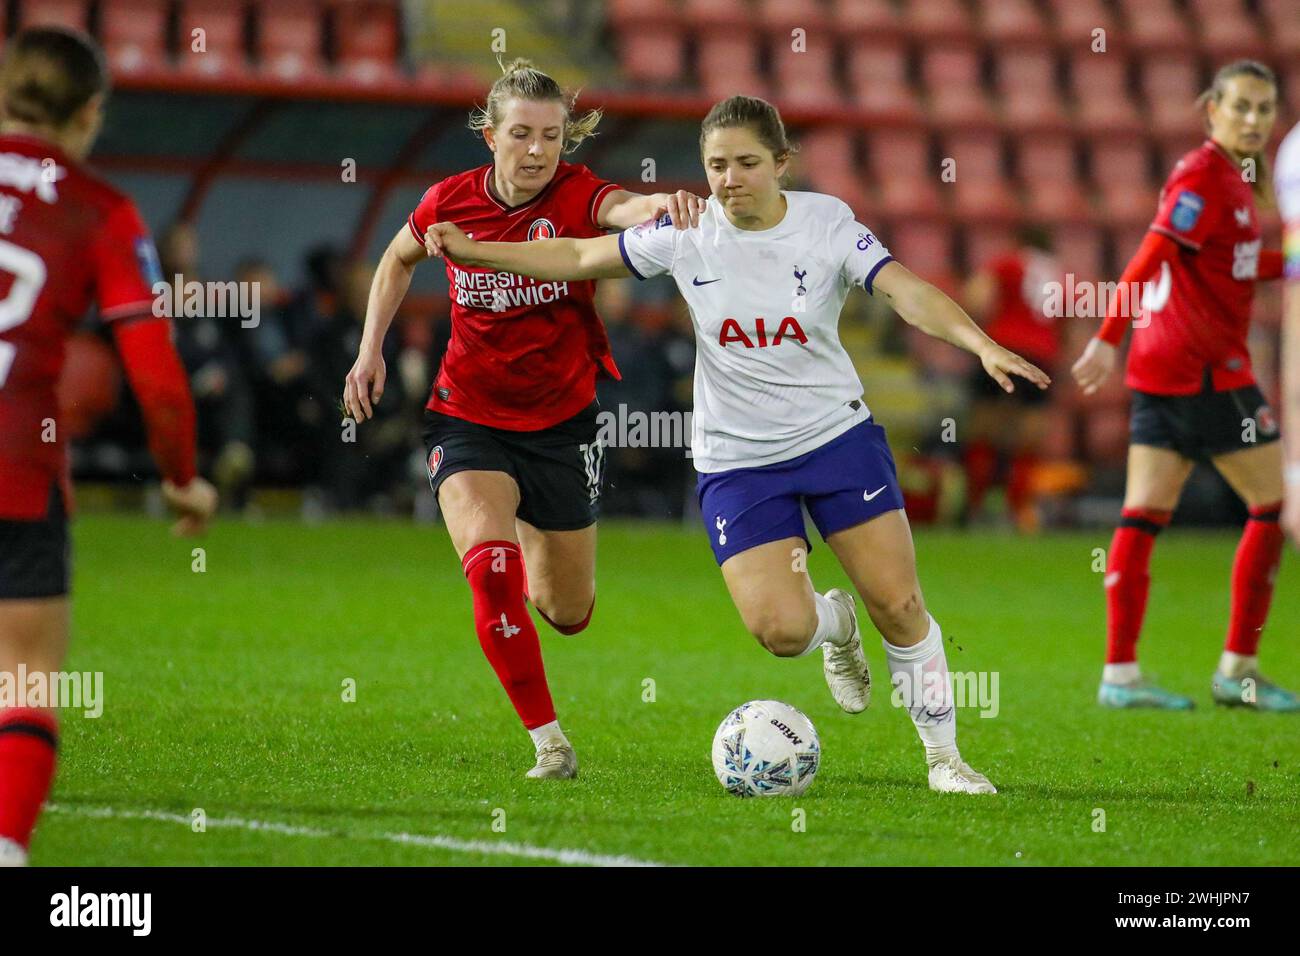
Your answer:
[596,280,694,518]
[162,221,256,508]
[959,226,1064,532]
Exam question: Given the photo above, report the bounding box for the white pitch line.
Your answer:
[45,803,664,868]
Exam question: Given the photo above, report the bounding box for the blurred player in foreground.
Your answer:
[1072,61,1295,711]
[427,95,1051,795]
[343,59,703,779]
[0,28,216,866]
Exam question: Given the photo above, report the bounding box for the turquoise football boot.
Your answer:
[1098,679,1195,710]
[1211,672,1300,712]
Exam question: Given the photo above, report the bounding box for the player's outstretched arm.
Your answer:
[874,260,1051,394]
[595,189,705,231]
[344,225,424,422]
[425,222,631,281]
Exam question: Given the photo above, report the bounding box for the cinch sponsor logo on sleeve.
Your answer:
[50,886,151,936]
[1170,190,1205,232]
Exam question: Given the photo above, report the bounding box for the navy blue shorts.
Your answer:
[696,418,906,566]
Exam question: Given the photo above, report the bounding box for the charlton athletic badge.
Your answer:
[527,218,556,241]
[427,446,444,482]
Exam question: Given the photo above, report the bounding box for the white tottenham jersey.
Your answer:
[1277,121,1300,279]
[618,191,895,473]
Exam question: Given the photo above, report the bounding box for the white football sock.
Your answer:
[0,837,27,867]
[528,720,568,748]
[1218,651,1257,679]
[1102,662,1141,685]
[797,592,852,656]
[884,613,958,764]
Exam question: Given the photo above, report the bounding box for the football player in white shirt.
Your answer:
[425,96,1049,794]
[1278,121,1300,543]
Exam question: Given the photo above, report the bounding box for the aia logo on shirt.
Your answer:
[527,218,556,241]
[718,316,808,348]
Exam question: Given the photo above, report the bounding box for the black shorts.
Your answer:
[1130,383,1280,461]
[0,483,70,599]
[968,363,1051,407]
[421,401,605,531]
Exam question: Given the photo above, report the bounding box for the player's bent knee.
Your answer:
[749,615,813,658]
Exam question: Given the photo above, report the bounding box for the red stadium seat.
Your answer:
[19,0,88,29]
[617,28,687,87]
[944,131,1020,222]
[756,0,830,37]
[1053,223,1106,284]
[899,0,976,44]
[975,0,1049,46]
[829,0,902,40]
[1019,135,1092,223]
[965,224,1018,272]
[1141,55,1205,140]
[681,0,751,35]
[1114,0,1193,55]
[1188,0,1267,60]
[922,45,996,127]
[845,40,923,122]
[1259,0,1300,58]
[177,1,249,79]
[889,221,957,291]
[770,25,840,107]
[607,0,679,29]
[1069,52,1143,136]
[868,129,944,221]
[697,34,768,101]
[258,0,327,81]
[798,128,870,213]
[335,0,403,85]
[1046,0,1117,49]
[1092,141,1159,227]
[996,49,1069,131]
[101,0,171,74]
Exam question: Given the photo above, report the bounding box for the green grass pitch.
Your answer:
[30,514,1300,866]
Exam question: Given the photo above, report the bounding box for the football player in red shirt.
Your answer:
[961,227,1063,531]
[343,59,703,778]
[1072,61,1295,711]
[0,28,217,866]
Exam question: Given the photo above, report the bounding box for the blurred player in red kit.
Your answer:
[961,227,1063,532]
[1072,61,1295,711]
[343,59,703,778]
[0,28,217,865]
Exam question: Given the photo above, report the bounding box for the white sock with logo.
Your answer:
[798,592,852,656]
[884,614,958,764]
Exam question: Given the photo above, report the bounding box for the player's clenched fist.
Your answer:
[1071,337,1117,396]
[424,222,473,261]
[162,476,217,537]
[344,349,387,423]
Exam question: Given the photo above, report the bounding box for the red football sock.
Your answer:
[1104,507,1172,664]
[1007,453,1038,515]
[962,440,999,517]
[462,540,556,730]
[0,708,59,850]
[1225,504,1284,656]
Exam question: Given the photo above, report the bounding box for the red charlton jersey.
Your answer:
[0,133,161,519]
[408,161,622,431]
[982,249,1061,368]
[1127,140,1263,395]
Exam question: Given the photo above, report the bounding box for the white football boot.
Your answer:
[0,837,28,866]
[822,588,871,713]
[928,754,997,795]
[526,738,578,780]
